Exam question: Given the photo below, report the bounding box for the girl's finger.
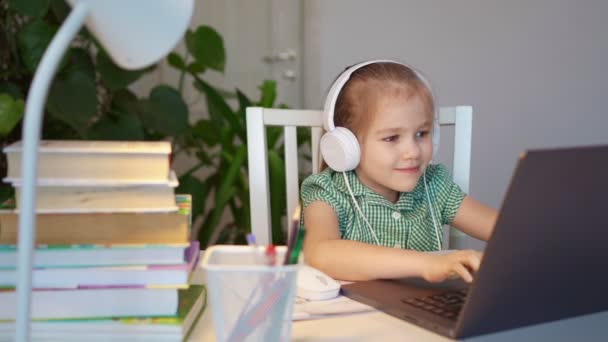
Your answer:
[453,263,473,283]
[462,252,481,272]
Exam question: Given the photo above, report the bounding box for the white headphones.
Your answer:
[321,59,443,250]
[320,59,441,172]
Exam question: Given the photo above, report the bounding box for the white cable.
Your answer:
[342,172,381,245]
[424,170,442,250]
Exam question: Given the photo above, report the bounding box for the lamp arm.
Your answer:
[15,3,89,341]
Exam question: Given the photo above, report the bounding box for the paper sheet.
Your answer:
[292,295,375,321]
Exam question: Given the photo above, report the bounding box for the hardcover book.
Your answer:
[0,285,183,320]
[3,140,172,183]
[0,243,190,268]
[7,171,179,213]
[0,285,206,341]
[0,242,199,288]
[0,194,192,244]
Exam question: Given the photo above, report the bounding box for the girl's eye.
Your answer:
[382,135,399,142]
[416,131,429,139]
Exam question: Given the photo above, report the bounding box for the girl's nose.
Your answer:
[401,139,421,160]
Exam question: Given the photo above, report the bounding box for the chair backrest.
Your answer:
[246,106,472,249]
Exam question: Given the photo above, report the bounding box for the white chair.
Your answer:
[246,106,472,249]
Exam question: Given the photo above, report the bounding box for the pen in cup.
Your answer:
[283,204,302,265]
[246,233,260,265]
[288,229,305,265]
[265,244,276,266]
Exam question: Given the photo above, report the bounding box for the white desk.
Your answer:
[188,299,608,342]
[188,255,608,341]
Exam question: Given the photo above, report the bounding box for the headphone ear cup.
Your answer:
[431,117,440,161]
[320,127,360,172]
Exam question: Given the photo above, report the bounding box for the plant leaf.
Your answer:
[97,50,146,90]
[87,112,145,140]
[297,126,311,147]
[257,80,277,108]
[0,94,24,137]
[0,184,15,208]
[267,126,283,150]
[215,146,246,208]
[236,89,252,129]
[268,149,286,244]
[194,149,213,166]
[0,83,24,99]
[192,119,219,147]
[219,126,235,154]
[8,0,50,17]
[215,87,237,99]
[64,47,95,80]
[215,145,247,205]
[228,176,250,238]
[167,52,187,71]
[199,145,247,246]
[185,26,225,72]
[199,191,233,248]
[17,20,56,73]
[187,61,206,74]
[111,89,140,116]
[193,77,244,141]
[49,0,70,22]
[47,68,97,135]
[140,85,189,136]
[42,115,80,139]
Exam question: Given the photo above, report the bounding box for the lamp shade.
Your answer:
[66,0,194,69]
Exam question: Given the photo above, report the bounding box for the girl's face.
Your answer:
[355,89,434,203]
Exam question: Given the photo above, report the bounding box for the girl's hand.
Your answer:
[422,250,483,283]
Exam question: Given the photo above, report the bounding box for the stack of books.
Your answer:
[0,140,205,341]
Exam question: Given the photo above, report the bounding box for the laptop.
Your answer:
[341,145,608,338]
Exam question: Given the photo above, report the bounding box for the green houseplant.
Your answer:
[168,25,312,246]
[0,0,309,248]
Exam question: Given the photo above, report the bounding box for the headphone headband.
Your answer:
[323,59,400,131]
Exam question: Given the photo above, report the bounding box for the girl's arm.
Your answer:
[303,201,482,282]
[451,196,499,241]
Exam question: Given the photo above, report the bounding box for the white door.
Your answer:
[189,0,303,109]
[131,0,303,116]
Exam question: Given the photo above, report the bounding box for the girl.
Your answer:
[301,60,498,282]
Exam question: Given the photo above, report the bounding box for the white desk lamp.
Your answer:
[15,1,194,340]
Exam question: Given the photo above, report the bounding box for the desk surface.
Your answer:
[189,255,608,342]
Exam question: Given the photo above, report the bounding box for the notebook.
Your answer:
[341,145,608,338]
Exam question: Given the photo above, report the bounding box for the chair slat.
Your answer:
[263,109,324,127]
[246,107,273,245]
[448,106,473,250]
[438,107,456,125]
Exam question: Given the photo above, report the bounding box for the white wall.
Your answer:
[305,0,608,248]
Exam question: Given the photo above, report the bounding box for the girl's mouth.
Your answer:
[395,166,420,174]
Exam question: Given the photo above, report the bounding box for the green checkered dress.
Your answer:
[300,164,465,251]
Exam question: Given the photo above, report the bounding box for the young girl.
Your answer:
[300,60,498,282]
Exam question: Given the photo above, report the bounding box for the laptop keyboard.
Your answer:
[401,289,468,321]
